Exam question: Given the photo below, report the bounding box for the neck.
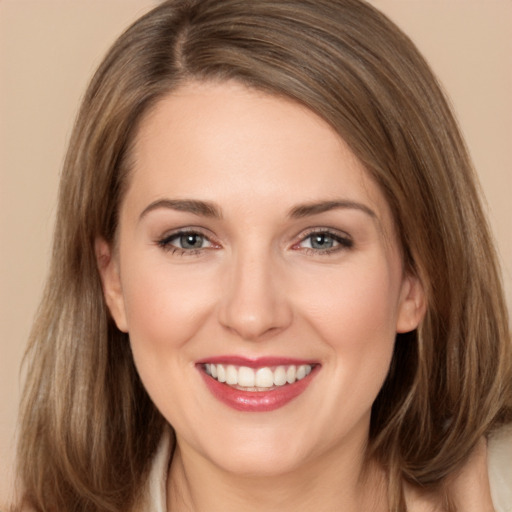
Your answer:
[166,434,388,512]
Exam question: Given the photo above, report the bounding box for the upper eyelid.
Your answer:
[295,226,352,241]
[157,226,215,241]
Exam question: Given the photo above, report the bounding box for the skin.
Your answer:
[97,81,428,511]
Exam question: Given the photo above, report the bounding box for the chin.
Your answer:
[193,423,319,478]
[212,447,307,478]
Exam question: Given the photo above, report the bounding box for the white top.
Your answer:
[143,426,512,512]
[488,426,512,512]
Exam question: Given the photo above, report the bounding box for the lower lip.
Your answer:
[198,367,318,412]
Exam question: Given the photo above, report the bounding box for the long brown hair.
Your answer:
[16,1,512,510]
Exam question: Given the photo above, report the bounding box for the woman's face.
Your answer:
[98,81,424,476]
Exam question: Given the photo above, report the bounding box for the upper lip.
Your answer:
[195,355,319,368]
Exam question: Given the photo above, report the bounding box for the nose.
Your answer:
[217,249,293,341]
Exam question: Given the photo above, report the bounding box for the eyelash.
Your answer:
[156,229,216,256]
[156,228,353,256]
[293,228,353,255]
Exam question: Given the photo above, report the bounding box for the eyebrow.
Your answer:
[288,200,376,219]
[139,198,376,222]
[139,199,222,220]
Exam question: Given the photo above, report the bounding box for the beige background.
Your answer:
[1,0,510,506]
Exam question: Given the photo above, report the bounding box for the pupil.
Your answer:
[312,234,333,249]
[181,234,203,249]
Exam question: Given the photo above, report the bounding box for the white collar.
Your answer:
[144,427,172,512]
[488,425,512,512]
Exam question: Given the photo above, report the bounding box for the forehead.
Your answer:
[126,81,394,232]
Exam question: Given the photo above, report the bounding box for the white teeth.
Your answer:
[226,365,237,385]
[255,367,274,388]
[217,364,226,383]
[273,366,287,386]
[204,363,313,389]
[238,366,255,387]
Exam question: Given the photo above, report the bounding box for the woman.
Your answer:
[14,0,512,511]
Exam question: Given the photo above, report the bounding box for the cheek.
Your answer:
[118,256,222,426]
[301,257,401,344]
[120,256,217,366]
[296,257,401,403]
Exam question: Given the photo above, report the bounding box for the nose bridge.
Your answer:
[218,241,292,340]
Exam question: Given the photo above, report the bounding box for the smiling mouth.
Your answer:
[197,357,319,411]
[203,363,313,391]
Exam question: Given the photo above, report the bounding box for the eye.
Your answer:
[295,230,353,253]
[175,232,209,250]
[157,230,215,254]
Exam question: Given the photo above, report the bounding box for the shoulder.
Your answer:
[488,425,512,512]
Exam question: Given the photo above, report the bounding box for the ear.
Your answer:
[396,273,426,333]
[95,237,129,332]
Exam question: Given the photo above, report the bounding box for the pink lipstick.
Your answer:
[197,356,319,412]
